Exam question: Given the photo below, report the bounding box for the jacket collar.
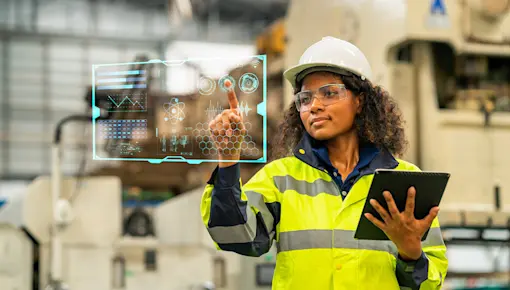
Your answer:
[292,132,399,177]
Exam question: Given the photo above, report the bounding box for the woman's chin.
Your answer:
[309,129,335,141]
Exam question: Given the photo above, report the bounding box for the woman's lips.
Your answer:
[311,117,330,126]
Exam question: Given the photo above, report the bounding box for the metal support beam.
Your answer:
[31,0,38,31]
[171,20,256,45]
[0,37,8,178]
[0,28,170,46]
[42,38,50,172]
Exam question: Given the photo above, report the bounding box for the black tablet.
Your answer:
[354,169,450,241]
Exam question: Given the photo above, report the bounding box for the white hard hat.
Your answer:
[283,36,373,89]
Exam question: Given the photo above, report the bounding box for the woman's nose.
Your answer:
[309,96,325,112]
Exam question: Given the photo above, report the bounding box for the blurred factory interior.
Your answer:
[0,0,509,289]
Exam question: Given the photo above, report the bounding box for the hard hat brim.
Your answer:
[283,62,368,89]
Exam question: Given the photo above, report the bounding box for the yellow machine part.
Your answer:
[256,19,286,56]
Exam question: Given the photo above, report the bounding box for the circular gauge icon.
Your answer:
[239,73,259,94]
[218,75,236,92]
[198,76,216,95]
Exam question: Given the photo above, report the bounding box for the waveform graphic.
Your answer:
[106,94,147,112]
[236,101,252,117]
[206,101,224,120]
[205,101,251,118]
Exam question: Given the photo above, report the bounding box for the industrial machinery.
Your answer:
[283,0,510,287]
[153,186,277,290]
[0,177,275,290]
[0,176,122,290]
[256,19,286,58]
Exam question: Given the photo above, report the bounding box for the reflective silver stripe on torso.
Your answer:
[273,175,340,197]
[277,227,444,255]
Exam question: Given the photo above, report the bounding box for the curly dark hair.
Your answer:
[271,73,408,160]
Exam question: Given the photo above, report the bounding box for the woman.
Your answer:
[201,36,447,290]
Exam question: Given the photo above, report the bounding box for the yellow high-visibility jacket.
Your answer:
[200,134,448,290]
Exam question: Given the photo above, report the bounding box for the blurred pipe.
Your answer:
[50,114,91,285]
[50,144,62,282]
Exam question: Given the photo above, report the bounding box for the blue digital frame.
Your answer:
[92,55,267,165]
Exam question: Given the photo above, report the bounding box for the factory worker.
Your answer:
[200,36,448,290]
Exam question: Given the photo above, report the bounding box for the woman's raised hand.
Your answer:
[208,79,246,167]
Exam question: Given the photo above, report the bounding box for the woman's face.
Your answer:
[299,71,360,141]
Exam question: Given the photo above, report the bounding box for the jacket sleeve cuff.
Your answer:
[207,163,240,188]
[396,251,429,289]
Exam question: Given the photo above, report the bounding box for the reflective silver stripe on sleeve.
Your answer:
[245,190,274,235]
[207,204,258,244]
[207,190,276,244]
[273,175,339,197]
[422,227,445,247]
[277,227,444,254]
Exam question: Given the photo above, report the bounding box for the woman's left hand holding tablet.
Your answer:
[364,186,440,261]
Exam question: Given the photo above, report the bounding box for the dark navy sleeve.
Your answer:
[206,163,247,228]
[207,163,241,188]
[395,252,429,290]
[204,163,277,257]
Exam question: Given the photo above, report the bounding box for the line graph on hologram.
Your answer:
[106,93,147,112]
[205,100,252,121]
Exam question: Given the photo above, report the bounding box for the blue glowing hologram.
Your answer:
[163,98,186,124]
[239,73,259,94]
[198,76,216,95]
[218,75,236,92]
[92,54,267,164]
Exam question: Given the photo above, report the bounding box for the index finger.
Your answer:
[224,79,239,110]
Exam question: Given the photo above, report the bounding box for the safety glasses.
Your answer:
[295,84,348,112]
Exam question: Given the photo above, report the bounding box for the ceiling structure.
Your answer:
[135,0,289,41]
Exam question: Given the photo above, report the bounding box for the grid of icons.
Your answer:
[98,119,147,139]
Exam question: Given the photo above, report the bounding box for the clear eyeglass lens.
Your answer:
[295,84,346,112]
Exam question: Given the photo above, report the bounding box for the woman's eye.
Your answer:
[301,95,311,103]
[325,90,339,97]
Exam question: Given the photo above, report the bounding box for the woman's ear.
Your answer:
[356,93,363,114]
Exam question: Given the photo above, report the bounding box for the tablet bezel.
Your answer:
[354,169,450,241]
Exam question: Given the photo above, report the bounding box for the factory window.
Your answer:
[431,43,456,109]
[432,43,510,112]
[396,43,413,63]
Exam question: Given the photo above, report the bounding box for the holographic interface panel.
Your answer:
[92,56,267,164]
